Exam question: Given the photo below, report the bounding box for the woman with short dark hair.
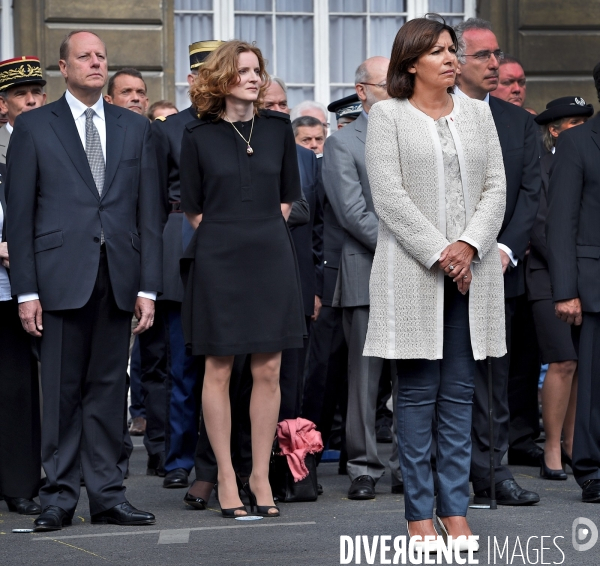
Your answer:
[363,15,506,553]
[179,40,305,518]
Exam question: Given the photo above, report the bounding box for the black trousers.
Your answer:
[279,315,311,421]
[137,301,168,456]
[572,312,600,486]
[301,305,348,455]
[194,355,253,482]
[470,297,515,492]
[39,248,132,516]
[0,300,41,500]
[507,294,541,453]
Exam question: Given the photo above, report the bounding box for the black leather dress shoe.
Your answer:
[91,502,155,525]
[507,444,544,467]
[582,479,600,503]
[474,479,540,506]
[391,483,404,494]
[163,468,189,489]
[34,506,72,532]
[376,424,393,443]
[348,475,376,500]
[146,452,166,477]
[4,497,42,515]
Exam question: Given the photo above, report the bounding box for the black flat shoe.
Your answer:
[582,479,600,503]
[163,468,189,489]
[183,492,207,510]
[348,475,376,500]
[4,497,41,515]
[242,482,280,517]
[474,479,540,506]
[507,444,544,467]
[540,457,567,480]
[34,506,72,532]
[91,501,155,525]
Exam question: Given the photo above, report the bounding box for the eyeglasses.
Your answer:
[463,50,504,62]
[359,82,387,89]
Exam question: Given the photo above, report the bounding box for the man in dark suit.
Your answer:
[7,31,162,530]
[546,107,600,502]
[454,18,541,505]
[0,56,46,517]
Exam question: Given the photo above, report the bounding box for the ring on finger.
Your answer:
[449,265,455,271]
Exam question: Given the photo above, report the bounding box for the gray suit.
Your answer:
[322,112,400,485]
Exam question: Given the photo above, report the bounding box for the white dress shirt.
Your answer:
[454,85,517,267]
[18,89,156,303]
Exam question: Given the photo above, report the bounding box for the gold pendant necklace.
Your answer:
[225,114,255,155]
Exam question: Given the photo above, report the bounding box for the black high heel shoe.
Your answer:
[561,447,573,471]
[540,457,567,480]
[242,481,280,517]
[217,476,247,518]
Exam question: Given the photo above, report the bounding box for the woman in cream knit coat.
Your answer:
[363,16,506,552]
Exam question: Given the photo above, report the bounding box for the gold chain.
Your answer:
[224,114,255,155]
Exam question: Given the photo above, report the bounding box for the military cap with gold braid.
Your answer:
[0,56,46,93]
[189,40,225,70]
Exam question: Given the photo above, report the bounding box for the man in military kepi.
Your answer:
[0,55,46,517]
[327,93,362,130]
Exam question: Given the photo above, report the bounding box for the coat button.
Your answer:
[93,237,100,243]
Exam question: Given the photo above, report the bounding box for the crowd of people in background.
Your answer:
[1,11,600,554]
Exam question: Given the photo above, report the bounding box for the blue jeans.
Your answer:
[396,278,475,521]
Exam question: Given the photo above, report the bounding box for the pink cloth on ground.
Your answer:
[276,418,324,482]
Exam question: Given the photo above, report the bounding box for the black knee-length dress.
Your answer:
[179,109,306,356]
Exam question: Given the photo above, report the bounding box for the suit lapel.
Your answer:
[353,112,367,144]
[50,94,99,200]
[102,102,125,200]
[489,97,509,149]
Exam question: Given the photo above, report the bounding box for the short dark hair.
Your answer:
[387,15,458,100]
[147,100,178,120]
[291,115,323,137]
[107,68,147,98]
[499,54,523,68]
[59,30,106,62]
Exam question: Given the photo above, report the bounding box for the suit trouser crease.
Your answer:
[343,306,401,482]
[470,297,514,493]
[39,249,131,516]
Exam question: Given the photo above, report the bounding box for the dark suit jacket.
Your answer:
[526,151,553,301]
[290,145,324,317]
[0,171,6,242]
[6,94,162,312]
[490,97,541,298]
[547,114,600,312]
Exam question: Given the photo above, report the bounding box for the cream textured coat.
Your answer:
[363,95,507,361]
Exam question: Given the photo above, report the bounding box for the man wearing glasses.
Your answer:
[454,18,542,507]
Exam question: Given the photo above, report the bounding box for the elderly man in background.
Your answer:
[322,55,402,500]
[0,56,46,517]
[454,18,542,506]
[291,99,329,135]
[104,67,149,115]
[491,55,527,107]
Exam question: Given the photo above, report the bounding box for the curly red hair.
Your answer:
[190,40,269,119]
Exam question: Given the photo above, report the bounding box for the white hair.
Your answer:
[270,76,287,94]
[290,100,328,122]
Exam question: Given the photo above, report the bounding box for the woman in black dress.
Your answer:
[179,41,305,517]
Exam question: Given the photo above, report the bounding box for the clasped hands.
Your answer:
[437,241,475,295]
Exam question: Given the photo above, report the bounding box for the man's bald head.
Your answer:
[355,56,390,113]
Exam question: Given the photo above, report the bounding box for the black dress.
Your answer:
[180,109,306,356]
